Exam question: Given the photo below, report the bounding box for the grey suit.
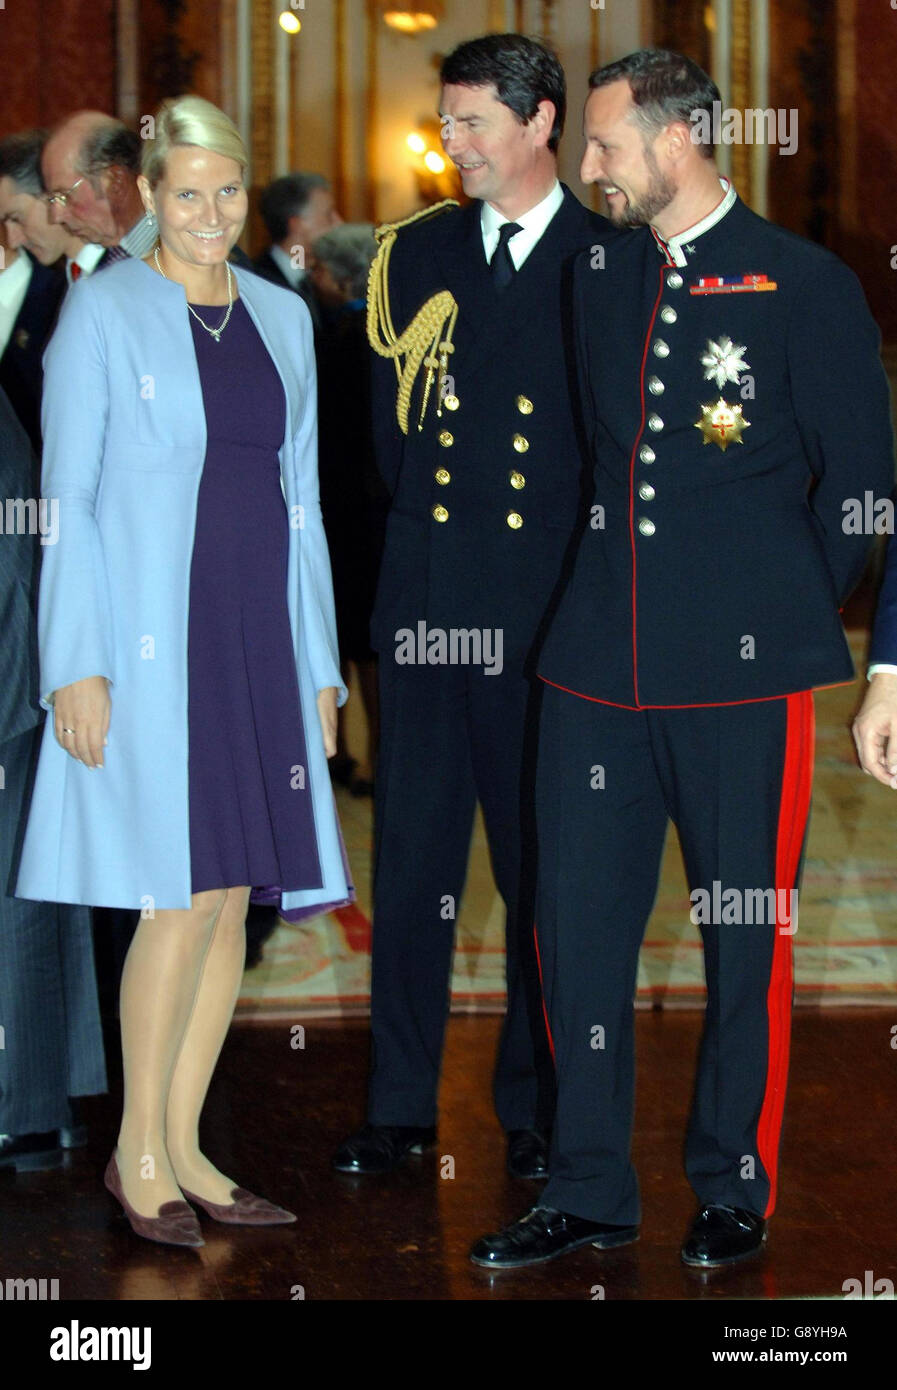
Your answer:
[0,386,106,1134]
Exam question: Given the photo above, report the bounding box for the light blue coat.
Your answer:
[16,257,350,913]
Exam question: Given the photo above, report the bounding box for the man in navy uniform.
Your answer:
[333,34,612,1180]
[472,49,894,1268]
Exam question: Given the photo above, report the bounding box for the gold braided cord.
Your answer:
[367,199,460,434]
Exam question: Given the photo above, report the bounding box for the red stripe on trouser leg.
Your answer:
[532,922,556,1065]
[757,691,815,1219]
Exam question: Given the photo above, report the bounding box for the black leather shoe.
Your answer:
[59,1098,88,1150]
[332,1124,437,1174]
[681,1203,768,1268]
[0,1132,64,1172]
[470,1205,639,1268]
[507,1129,550,1180]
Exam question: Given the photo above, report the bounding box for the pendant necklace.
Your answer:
[153,245,234,341]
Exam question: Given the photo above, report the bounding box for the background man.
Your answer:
[0,384,107,1172]
[472,48,894,1270]
[333,33,612,1182]
[253,171,342,328]
[42,112,156,265]
[0,129,100,281]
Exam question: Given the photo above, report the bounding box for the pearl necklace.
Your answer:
[153,245,234,342]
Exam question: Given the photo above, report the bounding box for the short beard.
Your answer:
[612,141,676,228]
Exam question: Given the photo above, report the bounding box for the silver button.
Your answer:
[638,483,656,501]
[639,444,655,464]
[638,517,656,536]
[647,414,664,433]
[660,305,677,324]
[667,271,683,289]
[652,339,670,358]
[648,376,665,395]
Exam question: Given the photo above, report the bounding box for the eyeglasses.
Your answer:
[45,177,85,208]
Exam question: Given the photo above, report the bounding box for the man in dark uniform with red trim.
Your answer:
[471,49,894,1269]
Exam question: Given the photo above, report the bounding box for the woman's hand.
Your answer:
[53,676,111,769]
[317,686,338,759]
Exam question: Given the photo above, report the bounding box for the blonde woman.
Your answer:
[16,96,350,1246]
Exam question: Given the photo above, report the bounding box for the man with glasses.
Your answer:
[0,130,102,289]
[42,112,155,268]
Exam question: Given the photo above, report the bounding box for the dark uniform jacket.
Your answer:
[370,185,613,667]
[0,254,65,453]
[538,193,895,707]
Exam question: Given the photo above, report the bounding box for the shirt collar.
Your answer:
[480,179,563,244]
[67,242,105,282]
[651,177,737,267]
[119,211,158,260]
[0,249,33,302]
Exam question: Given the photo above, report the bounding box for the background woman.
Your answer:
[16,95,350,1246]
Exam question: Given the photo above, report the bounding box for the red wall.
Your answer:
[1,1,116,135]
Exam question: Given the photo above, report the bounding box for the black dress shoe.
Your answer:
[507,1129,550,1180]
[681,1203,767,1268]
[332,1124,437,1174]
[0,1132,64,1172]
[59,1098,88,1150]
[470,1205,639,1268]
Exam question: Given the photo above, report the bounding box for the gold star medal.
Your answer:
[694,398,750,452]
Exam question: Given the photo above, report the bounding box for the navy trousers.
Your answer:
[535,680,814,1226]
[367,656,555,1131]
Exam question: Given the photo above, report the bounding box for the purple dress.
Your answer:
[186,297,323,896]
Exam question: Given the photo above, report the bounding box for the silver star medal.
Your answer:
[701,336,750,390]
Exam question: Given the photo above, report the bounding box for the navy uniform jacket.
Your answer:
[369,186,613,667]
[538,193,895,707]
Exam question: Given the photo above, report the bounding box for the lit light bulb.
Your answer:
[279,11,301,33]
[406,132,427,154]
[424,151,445,174]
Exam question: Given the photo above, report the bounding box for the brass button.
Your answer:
[667,271,684,289]
[432,504,449,522]
[434,468,451,485]
[652,339,670,358]
[638,517,655,536]
[443,394,460,411]
[647,414,664,433]
[638,482,656,501]
[509,470,525,490]
[648,376,665,395]
[512,434,529,453]
[660,306,677,324]
[438,430,454,447]
[506,511,523,529]
[516,395,534,415]
[639,444,656,464]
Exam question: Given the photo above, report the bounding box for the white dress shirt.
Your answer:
[480,179,564,271]
[0,250,33,356]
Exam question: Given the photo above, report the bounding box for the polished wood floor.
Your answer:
[1,1010,895,1301]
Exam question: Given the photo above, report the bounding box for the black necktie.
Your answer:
[491,221,522,290]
